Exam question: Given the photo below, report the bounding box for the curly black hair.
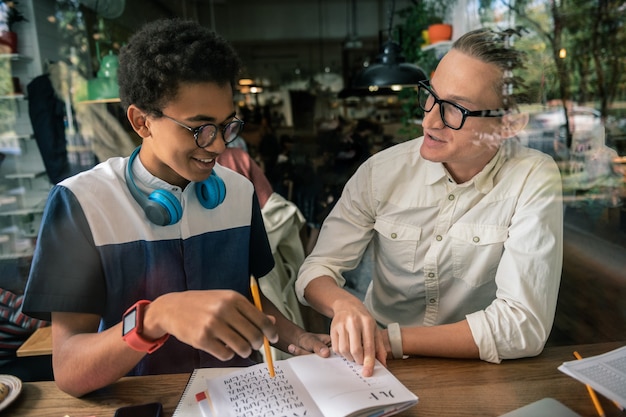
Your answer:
[117,18,242,114]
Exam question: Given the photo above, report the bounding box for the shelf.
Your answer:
[77,98,121,104]
[0,207,45,216]
[67,145,92,152]
[421,41,453,59]
[0,53,32,61]
[0,195,17,207]
[0,94,26,100]
[0,133,33,141]
[0,1,44,265]
[0,190,47,216]
[0,225,36,260]
[421,40,453,52]
[0,248,34,260]
[5,170,47,180]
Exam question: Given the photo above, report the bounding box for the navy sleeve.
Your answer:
[250,193,274,279]
[23,186,105,320]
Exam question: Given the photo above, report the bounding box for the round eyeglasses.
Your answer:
[417,80,507,130]
[160,113,245,148]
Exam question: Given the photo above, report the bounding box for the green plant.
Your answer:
[1,1,28,31]
[424,0,458,24]
[393,0,458,135]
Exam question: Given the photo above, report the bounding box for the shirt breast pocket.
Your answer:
[449,224,508,287]
[374,218,422,272]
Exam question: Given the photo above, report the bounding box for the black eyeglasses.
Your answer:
[417,80,507,130]
[160,113,244,148]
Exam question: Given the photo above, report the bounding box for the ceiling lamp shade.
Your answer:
[352,40,427,89]
[79,0,126,19]
[352,0,427,90]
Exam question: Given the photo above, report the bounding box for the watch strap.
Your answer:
[122,300,170,354]
[387,322,404,360]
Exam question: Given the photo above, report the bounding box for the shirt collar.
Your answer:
[425,159,448,185]
[423,141,509,194]
[473,144,507,194]
[130,154,182,193]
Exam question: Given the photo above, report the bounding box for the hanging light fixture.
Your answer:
[352,0,427,90]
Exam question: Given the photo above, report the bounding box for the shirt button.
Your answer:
[473,236,480,243]
[448,194,455,201]
[428,272,434,278]
[391,233,397,239]
[429,298,437,304]
[436,235,442,241]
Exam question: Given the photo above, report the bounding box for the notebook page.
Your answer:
[287,353,418,417]
[205,361,323,417]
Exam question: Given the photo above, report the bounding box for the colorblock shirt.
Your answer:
[23,155,274,375]
[296,137,563,363]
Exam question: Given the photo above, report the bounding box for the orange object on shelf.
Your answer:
[428,24,453,44]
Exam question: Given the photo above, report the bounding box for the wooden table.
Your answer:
[4,342,624,417]
[16,326,52,357]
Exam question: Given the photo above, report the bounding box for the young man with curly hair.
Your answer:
[23,19,330,397]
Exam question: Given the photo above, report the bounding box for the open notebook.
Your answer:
[173,353,418,417]
[558,345,626,408]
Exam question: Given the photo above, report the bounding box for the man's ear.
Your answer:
[501,111,529,139]
[127,105,151,139]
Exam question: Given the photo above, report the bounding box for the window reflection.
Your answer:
[0,0,623,345]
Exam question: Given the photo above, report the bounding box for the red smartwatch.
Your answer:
[122,300,169,354]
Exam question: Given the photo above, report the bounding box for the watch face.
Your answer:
[123,308,138,336]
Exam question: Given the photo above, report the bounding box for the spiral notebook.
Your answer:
[173,367,235,417]
[173,353,418,417]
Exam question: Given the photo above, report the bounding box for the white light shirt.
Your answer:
[296,137,563,363]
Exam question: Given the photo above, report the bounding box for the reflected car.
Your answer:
[518,106,603,158]
[532,106,602,139]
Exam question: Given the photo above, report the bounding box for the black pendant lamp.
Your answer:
[352,0,427,90]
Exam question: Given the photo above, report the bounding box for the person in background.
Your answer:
[218,147,326,354]
[227,132,249,153]
[238,112,280,183]
[218,147,272,208]
[22,18,330,397]
[296,27,563,377]
[0,287,51,381]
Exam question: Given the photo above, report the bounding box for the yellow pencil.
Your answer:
[250,276,275,378]
[573,351,605,417]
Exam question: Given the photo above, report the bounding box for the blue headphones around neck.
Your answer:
[125,147,226,226]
